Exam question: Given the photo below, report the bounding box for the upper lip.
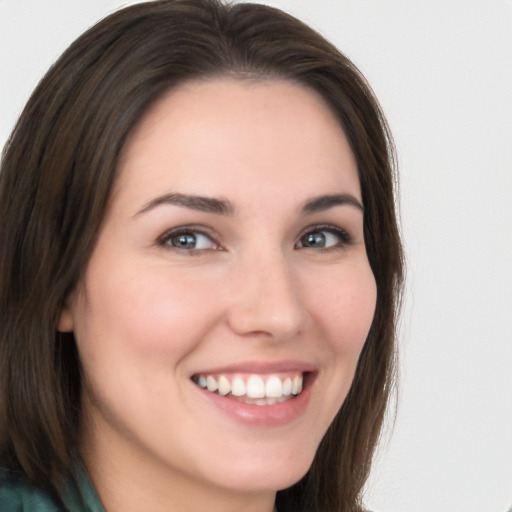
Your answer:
[191,359,318,377]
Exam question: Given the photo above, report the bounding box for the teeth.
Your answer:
[231,377,246,397]
[292,375,301,395]
[218,375,230,396]
[246,375,265,398]
[194,373,305,400]
[197,375,207,388]
[206,376,218,392]
[265,376,283,398]
[283,377,292,395]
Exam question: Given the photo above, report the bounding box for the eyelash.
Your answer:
[157,225,219,253]
[295,224,353,251]
[157,224,353,253]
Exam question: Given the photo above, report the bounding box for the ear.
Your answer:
[57,304,74,332]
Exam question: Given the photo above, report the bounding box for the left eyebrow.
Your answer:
[300,193,364,215]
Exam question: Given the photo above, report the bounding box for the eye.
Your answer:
[158,228,219,251]
[296,226,351,250]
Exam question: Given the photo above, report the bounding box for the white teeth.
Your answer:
[195,373,306,400]
[218,375,231,396]
[283,377,292,395]
[265,376,283,398]
[206,376,218,392]
[292,375,302,395]
[231,377,246,397]
[246,375,265,398]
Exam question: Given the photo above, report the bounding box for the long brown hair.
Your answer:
[0,1,403,510]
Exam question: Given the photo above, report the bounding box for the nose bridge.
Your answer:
[227,244,306,340]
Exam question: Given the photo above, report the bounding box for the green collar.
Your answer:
[62,463,105,512]
[0,464,105,512]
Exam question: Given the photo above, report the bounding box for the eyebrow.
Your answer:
[135,193,235,217]
[300,193,364,215]
[135,192,363,218]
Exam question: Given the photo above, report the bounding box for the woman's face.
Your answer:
[60,79,376,500]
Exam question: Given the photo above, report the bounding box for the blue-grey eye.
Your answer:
[168,232,215,250]
[297,228,349,249]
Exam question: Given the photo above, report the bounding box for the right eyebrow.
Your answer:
[134,193,235,217]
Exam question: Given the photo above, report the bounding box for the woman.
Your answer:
[0,1,403,511]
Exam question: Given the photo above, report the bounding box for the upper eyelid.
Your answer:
[297,223,352,238]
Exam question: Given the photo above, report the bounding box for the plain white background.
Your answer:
[1,1,511,511]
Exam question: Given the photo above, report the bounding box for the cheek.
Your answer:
[312,264,377,356]
[310,264,377,419]
[74,260,223,375]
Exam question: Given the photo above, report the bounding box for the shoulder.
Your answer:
[0,469,65,512]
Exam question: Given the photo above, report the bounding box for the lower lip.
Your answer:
[195,374,315,427]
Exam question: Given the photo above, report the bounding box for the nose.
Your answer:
[226,251,307,341]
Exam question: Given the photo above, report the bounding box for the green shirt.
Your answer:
[1,469,281,512]
[0,466,105,512]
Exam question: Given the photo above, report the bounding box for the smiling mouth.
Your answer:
[191,372,306,406]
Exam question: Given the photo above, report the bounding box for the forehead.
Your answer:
[114,78,360,209]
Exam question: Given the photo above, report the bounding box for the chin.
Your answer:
[198,443,316,494]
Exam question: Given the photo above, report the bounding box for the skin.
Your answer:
[59,78,377,512]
